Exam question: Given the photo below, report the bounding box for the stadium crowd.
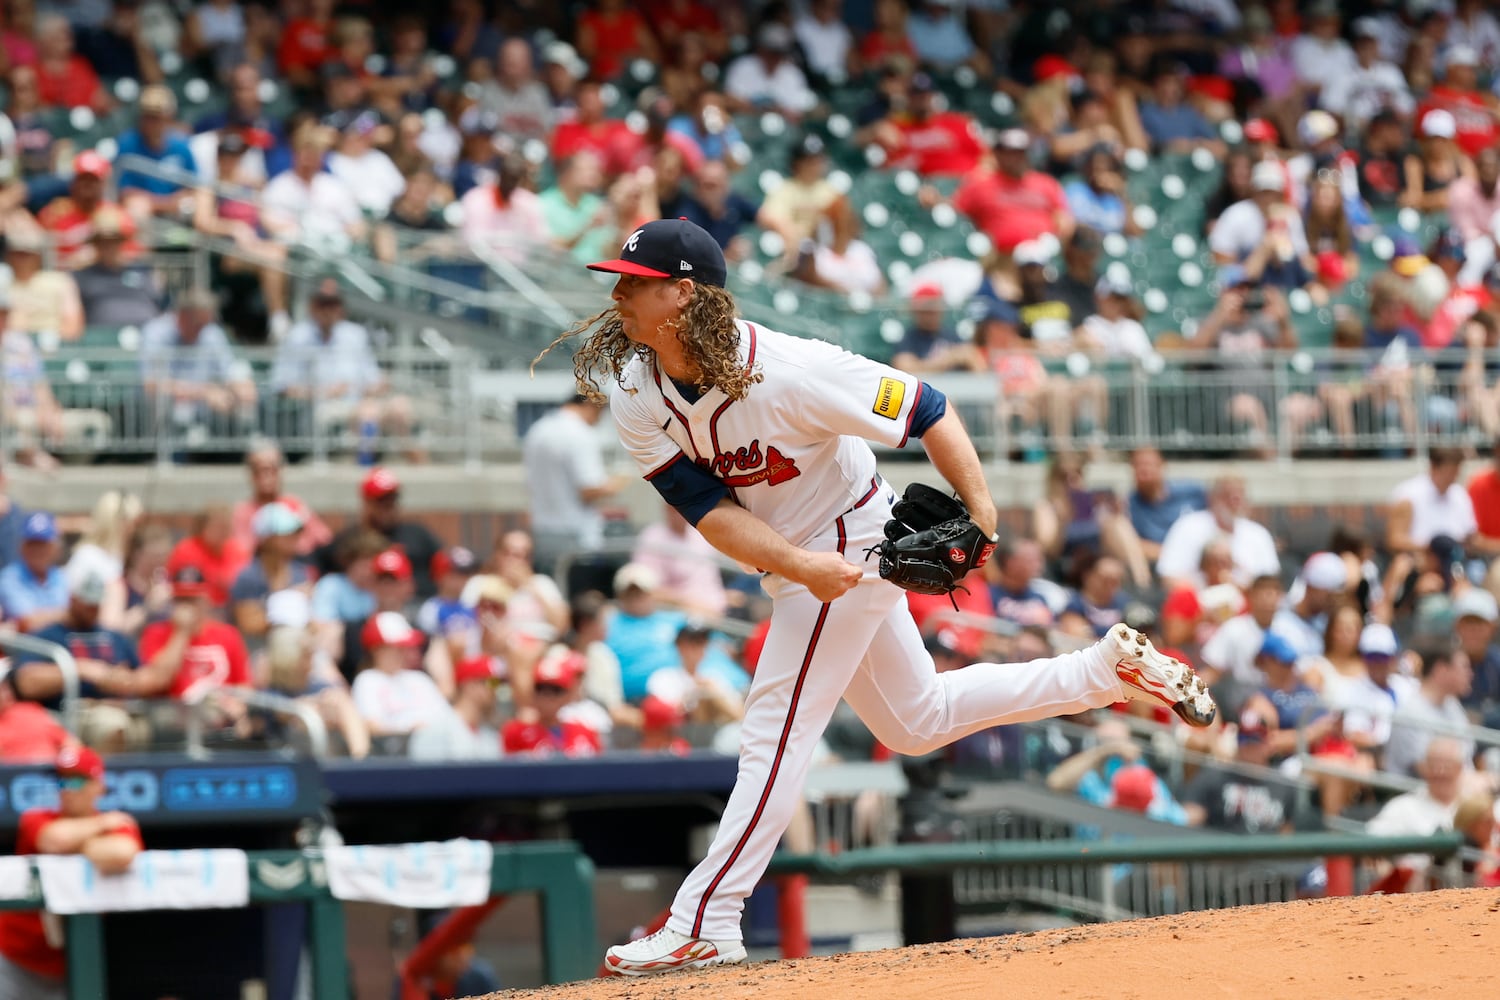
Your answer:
[0,0,1496,898]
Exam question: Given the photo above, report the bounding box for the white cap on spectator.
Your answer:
[613,562,661,595]
[266,589,312,630]
[1422,108,1457,139]
[1013,240,1053,266]
[1250,160,1286,192]
[1358,623,1399,657]
[1446,44,1479,69]
[1297,110,1339,147]
[1351,17,1381,40]
[1453,588,1500,624]
[543,41,587,79]
[1302,552,1347,592]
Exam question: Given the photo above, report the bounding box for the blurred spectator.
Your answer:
[271,277,419,463]
[1057,554,1127,640]
[1469,439,1500,553]
[1208,163,1313,288]
[568,591,635,730]
[327,113,404,217]
[311,528,386,682]
[7,65,66,212]
[1220,7,1298,134]
[1387,643,1476,778]
[1047,717,1188,824]
[1139,62,1223,156]
[501,648,603,756]
[794,0,853,81]
[549,79,642,176]
[1300,602,1368,701]
[1076,274,1154,362]
[1415,45,1497,160]
[376,18,440,117]
[940,128,1074,253]
[987,538,1056,634]
[631,502,729,619]
[434,0,501,66]
[1457,791,1500,886]
[2,300,101,471]
[261,124,366,247]
[193,64,285,178]
[1064,148,1139,238]
[677,159,770,261]
[1290,0,1356,101]
[891,284,979,374]
[1447,0,1500,66]
[417,546,480,638]
[318,468,442,599]
[0,512,67,631]
[351,611,452,741]
[576,0,658,82]
[522,394,623,577]
[476,39,552,143]
[1403,109,1474,214]
[760,135,838,247]
[1366,736,1466,884]
[182,0,249,82]
[261,601,370,759]
[1386,447,1477,557]
[230,440,333,558]
[1330,623,1409,759]
[1445,147,1500,281]
[117,86,199,224]
[65,490,142,632]
[860,0,917,70]
[74,206,162,328]
[139,288,258,439]
[1052,227,1105,320]
[278,0,336,92]
[1012,241,1080,347]
[605,562,687,701]
[119,524,175,636]
[37,151,120,267]
[1157,475,1280,590]
[906,0,985,74]
[407,654,501,761]
[1033,454,1152,590]
[723,23,814,117]
[1320,17,1414,134]
[645,622,744,725]
[1450,589,1500,718]
[0,748,141,997]
[871,72,985,178]
[229,502,312,643]
[540,151,613,264]
[372,548,416,619]
[1357,109,1409,210]
[1240,633,1337,754]
[0,661,71,762]
[11,568,138,714]
[5,225,83,340]
[136,565,252,702]
[1272,552,1348,658]
[1125,447,1208,564]
[790,193,885,297]
[458,155,545,262]
[166,503,249,610]
[1186,275,1299,450]
[33,14,108,112]
[1205,148,1259,232]
[666,90,744,169]
[1181,705,1297,832]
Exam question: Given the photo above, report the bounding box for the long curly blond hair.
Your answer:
[533,283,763,402]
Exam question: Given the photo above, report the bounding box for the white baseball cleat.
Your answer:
[1102,623,1217,727]
[603,926,748,977]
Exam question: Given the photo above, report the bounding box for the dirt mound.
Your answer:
[482,888,1500,1000]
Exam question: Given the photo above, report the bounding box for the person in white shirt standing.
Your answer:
[269,278,417,461]
[1387,447,1479,557]
[521,394,627,580]
[1157,475,1280,590]
[722,24,815,119]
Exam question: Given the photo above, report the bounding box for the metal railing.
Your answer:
[0,633,82,735]
[183,686,329,759]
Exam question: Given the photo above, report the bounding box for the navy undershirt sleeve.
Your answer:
[908,382,948,439]
[646,454,731,526]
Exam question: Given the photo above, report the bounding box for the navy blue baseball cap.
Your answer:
[588,219,727,288]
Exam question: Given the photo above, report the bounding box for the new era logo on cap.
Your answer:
[588,219,727,288]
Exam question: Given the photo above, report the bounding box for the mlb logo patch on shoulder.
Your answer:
[872,377,905,420]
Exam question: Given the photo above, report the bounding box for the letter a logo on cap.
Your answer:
[626,229,644,251]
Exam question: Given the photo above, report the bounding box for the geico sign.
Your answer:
[3,765,299,817]
[4,769,160,814]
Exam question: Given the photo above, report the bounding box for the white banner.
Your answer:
[324,839,492,908]
[36,849,250,914]
[0,856,33,902]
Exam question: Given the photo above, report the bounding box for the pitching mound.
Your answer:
[482,887,1500,999]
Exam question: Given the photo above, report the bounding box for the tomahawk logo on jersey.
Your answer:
[612,320,929,547]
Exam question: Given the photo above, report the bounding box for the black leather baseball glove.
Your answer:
[867,483,997,597]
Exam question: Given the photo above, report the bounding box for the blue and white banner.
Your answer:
[36,849,250,914]
[324,839,492,908]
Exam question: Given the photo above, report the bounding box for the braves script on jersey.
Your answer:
[613,320,927,548]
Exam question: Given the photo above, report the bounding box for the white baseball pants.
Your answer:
[666,482,1128,942]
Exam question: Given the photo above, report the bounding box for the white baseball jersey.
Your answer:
[612,319,926,546]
